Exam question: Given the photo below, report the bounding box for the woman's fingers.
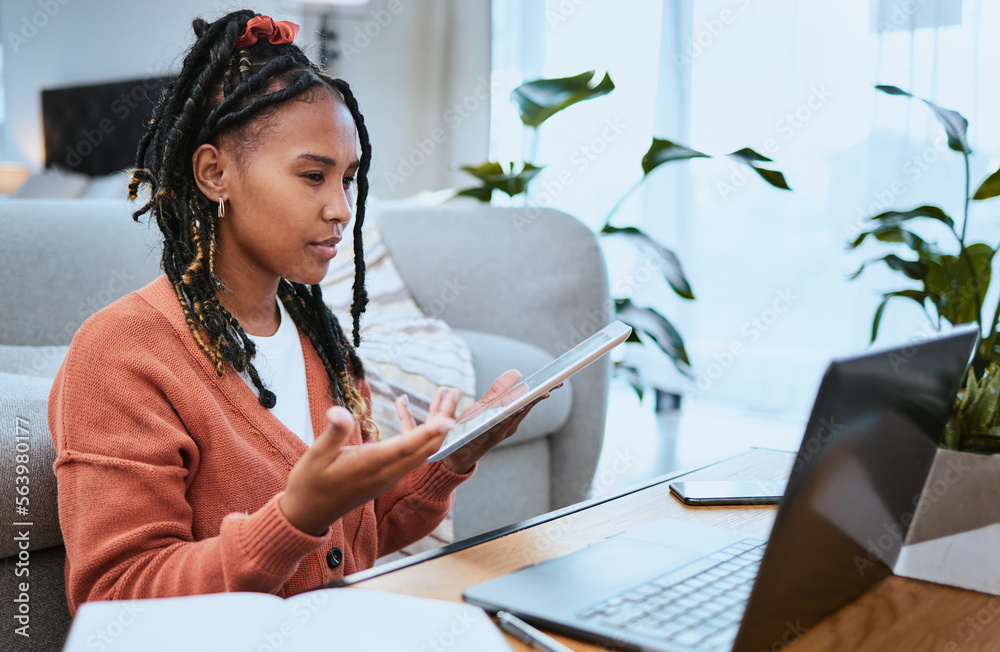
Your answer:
[309,406,355,460]
[395,394,417,431]
[427,386,444,416]
[480,370,521,403]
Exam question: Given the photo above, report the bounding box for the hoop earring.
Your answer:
[218,197,225,219]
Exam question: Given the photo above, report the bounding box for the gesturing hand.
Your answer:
[438,370,560,475]
[280,389,460,536]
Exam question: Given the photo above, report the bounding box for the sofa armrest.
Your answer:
[378,202,612,508]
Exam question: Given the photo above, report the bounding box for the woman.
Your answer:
[48,10,544,615]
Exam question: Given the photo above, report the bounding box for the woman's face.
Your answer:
[215,88,359,291]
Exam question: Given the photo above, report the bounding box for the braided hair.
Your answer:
[129,10,377,438]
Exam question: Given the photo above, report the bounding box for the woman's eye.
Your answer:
[303,172,324,182]
[343,177,356,188]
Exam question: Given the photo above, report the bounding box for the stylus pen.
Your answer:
[496,611,576,652]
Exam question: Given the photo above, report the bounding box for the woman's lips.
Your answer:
[310,237,341,259]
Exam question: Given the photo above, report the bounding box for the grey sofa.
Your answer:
[0,198,611,649]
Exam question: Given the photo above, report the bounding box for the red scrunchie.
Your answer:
[236,16,300,47]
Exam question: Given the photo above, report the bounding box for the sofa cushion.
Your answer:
[0,344,70,377]
[0,372,62,557]
[12,167,89,199]
[457,329,572,450]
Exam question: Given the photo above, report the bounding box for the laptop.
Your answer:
[463,326,978,651]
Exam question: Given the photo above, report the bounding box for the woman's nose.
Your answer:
[322,192,353,223]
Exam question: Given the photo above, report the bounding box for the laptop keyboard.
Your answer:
[575,537,767,649]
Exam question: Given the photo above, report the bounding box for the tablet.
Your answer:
[427,321,632,462]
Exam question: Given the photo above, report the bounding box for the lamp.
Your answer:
[0,163,29,196]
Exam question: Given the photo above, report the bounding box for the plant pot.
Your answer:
[894,448,1000,595]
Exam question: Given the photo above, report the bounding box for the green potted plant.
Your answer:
[847,84,1000,452]
[847,84,1000,597]
[454,70,791,400]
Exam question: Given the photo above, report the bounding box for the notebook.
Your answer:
[463,326,978,651]
[62,588,512,651]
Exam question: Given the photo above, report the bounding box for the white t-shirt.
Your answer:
[242,300,314,445]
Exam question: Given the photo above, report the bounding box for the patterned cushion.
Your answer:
[320,202,477,439]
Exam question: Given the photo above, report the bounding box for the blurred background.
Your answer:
[2,0,998,489]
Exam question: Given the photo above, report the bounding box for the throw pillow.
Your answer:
[320,201,476,439]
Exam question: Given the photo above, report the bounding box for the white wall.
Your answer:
[0,0,491,200]
[320,0,492,198]
[0,0,289,167]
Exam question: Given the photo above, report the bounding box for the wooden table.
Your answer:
[343,449,1000,651]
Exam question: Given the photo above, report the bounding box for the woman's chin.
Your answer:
[284,265,331,287]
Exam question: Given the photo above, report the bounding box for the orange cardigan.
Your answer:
[48,274,472,615]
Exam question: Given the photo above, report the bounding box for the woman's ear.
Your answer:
[192,143,229,202]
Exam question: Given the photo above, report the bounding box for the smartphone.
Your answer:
[668,480,783,506]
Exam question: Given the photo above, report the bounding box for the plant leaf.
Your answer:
[849,222,930,254]
[510,71,615,128]
[973,165,1000,201]
[868,205,955,229]
[871,290,928,342]
[641,138,709,176]
[924,243,995,325]
[748,166,791,190]
[615,299,692,373]
[922,99,971,155]
[453,186,495,202]
[875,84,913,97]
[459,161,506,181]
[875,84,971,154]
[614,363,644,401]
[726,147,774,164]
[725,148,791,190]
[454,161,544,199]
[882,254,929,281]
[602,225,695,299]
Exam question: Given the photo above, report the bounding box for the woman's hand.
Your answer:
[439,369,559,475]
[280,388,460,536]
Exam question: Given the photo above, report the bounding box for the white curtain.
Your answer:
[675,0,996,417]
[491,0,998,419]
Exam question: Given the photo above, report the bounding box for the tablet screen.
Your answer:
[427,321,631,462]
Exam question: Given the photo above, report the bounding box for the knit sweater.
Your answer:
[48,274,472,616]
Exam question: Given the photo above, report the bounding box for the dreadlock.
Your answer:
[129,10,376,438]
